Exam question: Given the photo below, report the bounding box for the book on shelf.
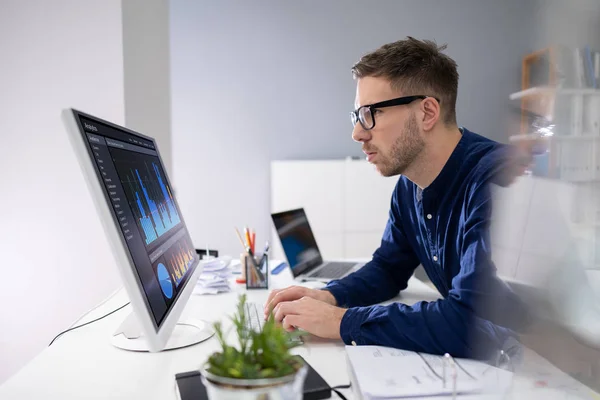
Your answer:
[549,45,599,90]
[571,45,598,89]
[584,46,597,89]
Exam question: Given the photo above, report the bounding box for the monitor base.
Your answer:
[111,312,214,352]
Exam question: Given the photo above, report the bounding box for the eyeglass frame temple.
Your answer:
[351,95,440,131]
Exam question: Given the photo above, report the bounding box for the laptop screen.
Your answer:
[271,208,323,276]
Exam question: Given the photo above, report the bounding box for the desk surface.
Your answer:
[2,267,597,400]
[0,267,440,400]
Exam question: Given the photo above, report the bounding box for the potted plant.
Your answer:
[201,294,307,400]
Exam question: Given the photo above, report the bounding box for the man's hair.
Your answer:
[352,37,459,125]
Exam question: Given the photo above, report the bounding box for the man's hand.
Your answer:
[264,286,336,318]
[273,296,347,339]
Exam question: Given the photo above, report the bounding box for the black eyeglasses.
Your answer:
[350,95,440,130]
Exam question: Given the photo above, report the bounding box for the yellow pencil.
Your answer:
[244,227,252,249]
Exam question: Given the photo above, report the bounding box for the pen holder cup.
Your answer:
[243,253,269,290]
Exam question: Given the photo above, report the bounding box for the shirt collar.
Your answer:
[421,127,469,199]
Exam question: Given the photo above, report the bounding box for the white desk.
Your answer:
[3,267,598,400]
[0,267,441,400]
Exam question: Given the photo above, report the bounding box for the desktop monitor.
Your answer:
[62,109,212,352]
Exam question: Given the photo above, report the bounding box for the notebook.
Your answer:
[346,345,513,399]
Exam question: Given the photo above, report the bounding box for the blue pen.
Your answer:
[271,262,288,275]
[258,241,269,269]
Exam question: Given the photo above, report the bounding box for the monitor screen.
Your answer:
[76,114,198,329]
[271,209,322,275]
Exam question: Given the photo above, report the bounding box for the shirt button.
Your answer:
[427,214,433,220]
[351,341,357,346]
[433,255,438,262]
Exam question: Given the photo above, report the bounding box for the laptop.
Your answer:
[271,208,364,281]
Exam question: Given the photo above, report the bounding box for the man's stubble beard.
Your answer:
[378,112,425,177]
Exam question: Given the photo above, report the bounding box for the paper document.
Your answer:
[346,345,512,399]
[193,256,234,295]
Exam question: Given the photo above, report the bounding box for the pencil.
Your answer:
[251,230,256,254]
[234,227,247,251]
[244,227,252,249]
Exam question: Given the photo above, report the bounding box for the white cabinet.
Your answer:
[344,161,395,231]
[271,159,600,289]
[270,159,397,261]
[271,160,344,234]
[344,232,381,259]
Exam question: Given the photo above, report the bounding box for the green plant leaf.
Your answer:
[206,294,303,380]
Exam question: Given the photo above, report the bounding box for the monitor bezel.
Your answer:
[62,108,204,352]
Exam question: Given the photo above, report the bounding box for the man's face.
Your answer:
[352,76,425,177]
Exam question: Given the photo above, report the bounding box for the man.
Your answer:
[264,37,529,359]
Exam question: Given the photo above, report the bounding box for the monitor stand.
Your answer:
[110,312,214,352]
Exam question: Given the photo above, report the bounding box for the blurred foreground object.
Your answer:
[491,146,600,392]
[492,42,600,389]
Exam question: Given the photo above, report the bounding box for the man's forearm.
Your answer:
[338,298,518,359]
[324,259,414,308]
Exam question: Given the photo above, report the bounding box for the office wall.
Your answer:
[0,1,124,383]
[170,0,537,257]
[122,0,173,176]
[529,0,600,50]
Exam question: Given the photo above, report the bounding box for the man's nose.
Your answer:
[352,124,370,143]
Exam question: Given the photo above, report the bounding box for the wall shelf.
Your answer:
[509,134,600,141]
[510,86,600,100]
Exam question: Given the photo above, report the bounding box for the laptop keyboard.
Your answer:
[308,262,355,279]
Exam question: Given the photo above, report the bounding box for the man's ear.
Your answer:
[421,97,440,132]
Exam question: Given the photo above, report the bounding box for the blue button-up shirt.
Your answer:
[325,128,530,359]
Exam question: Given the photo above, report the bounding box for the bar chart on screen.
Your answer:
[152,234,196,302]
[167,242,196,285]
[110,147,182,246]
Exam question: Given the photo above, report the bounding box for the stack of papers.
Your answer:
[193,256,235,295]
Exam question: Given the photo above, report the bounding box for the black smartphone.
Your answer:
[175,355,331,400]
[175,370,208,400]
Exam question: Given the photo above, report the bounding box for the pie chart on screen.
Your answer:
[157,263,173,299]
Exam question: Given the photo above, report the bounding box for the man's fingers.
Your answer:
[273,298,308,323]
[282,314,303,332]
[273,301,292,323]
[264,288,287,317]
[264,289,283,314]
[264,286,305,317]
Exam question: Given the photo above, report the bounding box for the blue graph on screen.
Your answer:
[133,163,181,244]
[134,163,181,245]
[121,161,181,245]
[110,144,182,247]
